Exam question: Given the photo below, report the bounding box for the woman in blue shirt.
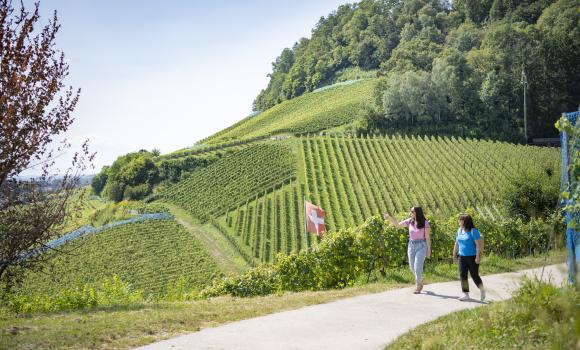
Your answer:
[453,213,485,301]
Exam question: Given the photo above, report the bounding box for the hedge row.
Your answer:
[201,211,563,297]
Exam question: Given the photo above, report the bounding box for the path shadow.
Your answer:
[423,290,489,304]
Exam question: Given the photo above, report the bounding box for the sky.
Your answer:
[31,0,353,174]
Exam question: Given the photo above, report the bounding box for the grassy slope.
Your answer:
[16,219,222,298]
[0,252,565,350]
[163,203,249,274]
[202,78,377,144]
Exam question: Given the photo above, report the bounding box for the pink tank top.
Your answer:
[399,218,430,240]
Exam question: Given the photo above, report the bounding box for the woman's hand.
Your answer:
[384,213,403,228]
[426,247,431,258]
[475,256,481,264]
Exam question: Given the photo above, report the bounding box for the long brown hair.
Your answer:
[412,206,426,229]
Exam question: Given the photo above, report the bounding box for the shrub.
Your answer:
[275,251,320,291]
[165,276,198,301]
[509,278,580,349]
[123,183,151,200]
[201,212,564,299]
[316,228,363,289]
[7,275,142,314]
[501,168,559,220]
[200,266,277,298]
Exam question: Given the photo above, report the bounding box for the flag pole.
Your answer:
[303,196,307,238]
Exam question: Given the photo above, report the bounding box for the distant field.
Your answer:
[16,219,221,298]
[201,79,377,144]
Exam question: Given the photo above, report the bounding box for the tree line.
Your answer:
[253,0,580,141]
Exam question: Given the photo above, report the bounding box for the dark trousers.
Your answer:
[458,255,483,292]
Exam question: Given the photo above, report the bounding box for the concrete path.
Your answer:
[136,264,566,350]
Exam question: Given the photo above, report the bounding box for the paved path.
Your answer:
[136,264,566,350]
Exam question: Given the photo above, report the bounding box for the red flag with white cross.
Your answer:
[304,200,326,237]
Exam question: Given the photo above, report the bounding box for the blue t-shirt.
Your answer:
[456,228,481,256]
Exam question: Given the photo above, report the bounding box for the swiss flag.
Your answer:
[304,200,326,236]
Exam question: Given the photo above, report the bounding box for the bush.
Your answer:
[275,251,320,291]
[510,278,580,349]
[501,168,559,220]
[200,266,277,298]
[7,275,143,314]
[123,183,151,200]
[316,228,363,289]
[201,211,564,299]
[164,276,198,301]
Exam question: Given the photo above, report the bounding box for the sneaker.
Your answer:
[480,289,486,302]
[459,293,470,301]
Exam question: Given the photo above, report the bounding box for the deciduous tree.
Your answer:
[0,0,92,289]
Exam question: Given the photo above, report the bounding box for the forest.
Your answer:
[253,0,579,141]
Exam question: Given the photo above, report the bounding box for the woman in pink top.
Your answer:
[384,206,431,293]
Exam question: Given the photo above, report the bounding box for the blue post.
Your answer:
[561,110,580,285]
[566,225,580,285]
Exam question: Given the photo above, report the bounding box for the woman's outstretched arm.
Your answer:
[383,213,404,228]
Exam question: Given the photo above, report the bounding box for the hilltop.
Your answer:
[253,0,579,142]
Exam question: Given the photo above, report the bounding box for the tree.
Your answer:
[96,150,159,202]
[91,166,109,195]
[0,1,92,289]
[378,70,446,125]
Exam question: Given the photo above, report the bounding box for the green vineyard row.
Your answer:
[202,79,376,145]
[157,136,265,161]
[215,135,559,263]
[161,142,297,220]
[18,220,221,297]
[217,180,317,264]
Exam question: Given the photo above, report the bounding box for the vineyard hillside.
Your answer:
[158,135,559,264]
[158,137,263,161]
[200,79,376,145]
[17,219,222,298]
[161,142,298,221]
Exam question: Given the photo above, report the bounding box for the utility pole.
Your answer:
[521,68,528,143]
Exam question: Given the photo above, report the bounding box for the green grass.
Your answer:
[0,283,403,350]
[385,272,579,350]
[163,202,250,274]
[14,219,222,299]
[202,78,377,144]
[60,196,116,232]
[0,252,565,350]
